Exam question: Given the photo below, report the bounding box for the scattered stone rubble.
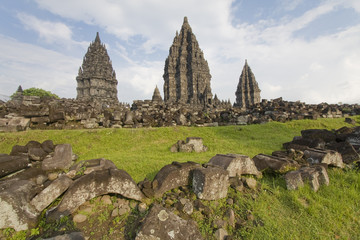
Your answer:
[0,126,359,238]
[1,94,359,132]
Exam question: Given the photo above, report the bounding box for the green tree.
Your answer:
[11,87,59,99]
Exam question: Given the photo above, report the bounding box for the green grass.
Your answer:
[0,116,358,182]
[0,116,359,239]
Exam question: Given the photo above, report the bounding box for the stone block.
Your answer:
[170,137,207,153]
[0,155,29,178]
[152,161,201,198]
[303,148,344,168]
[135,204,203,240]
[192,166,229,200]
[284,171,304,190]
[47,168,144,220]
[30,175,73,212]
[0,179,39,231]
[253,154,300,173]
[42,144,73,171]
[208,154,261,177]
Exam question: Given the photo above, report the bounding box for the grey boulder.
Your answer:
[47,168,144,220]
[135,204,203,240]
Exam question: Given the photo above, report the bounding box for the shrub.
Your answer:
[11,87,59,99]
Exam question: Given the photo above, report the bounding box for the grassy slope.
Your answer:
[0,116,359,239]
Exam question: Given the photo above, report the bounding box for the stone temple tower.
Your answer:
[163,17,212,105]
[235,60,261,108]
[76,32,118,103]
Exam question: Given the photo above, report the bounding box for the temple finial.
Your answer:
[95,32,100,43]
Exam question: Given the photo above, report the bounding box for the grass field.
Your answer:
[0,116,359,239]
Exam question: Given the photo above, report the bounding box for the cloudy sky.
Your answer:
[1,0,359,104]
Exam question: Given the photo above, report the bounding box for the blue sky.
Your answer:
[1,0,359,104]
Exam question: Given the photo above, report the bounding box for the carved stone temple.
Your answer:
[235,60,261,108]
[152,86,163,102]
[76,32,118,103]
[163,17,212,105]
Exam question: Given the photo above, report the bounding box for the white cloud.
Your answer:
[278,0,304,11]
[17,12,72,43]
[17,12,88,50]
[116,61,163,98]
[4,0,359,104]
[0,34,80,98]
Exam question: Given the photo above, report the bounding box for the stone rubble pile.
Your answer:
[1,94,359,132]
[0,126,359,239]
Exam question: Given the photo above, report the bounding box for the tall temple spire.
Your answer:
[94,32,100,43]
[235,60,261,109]
[76,32,118,103]
[163,17,212,105]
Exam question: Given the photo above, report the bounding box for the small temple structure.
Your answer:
[163,17,212,105]
[76,32,118,103]
[235,60,261,108]
[151,86,163,102]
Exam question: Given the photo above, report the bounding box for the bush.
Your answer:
[11,87,59,99]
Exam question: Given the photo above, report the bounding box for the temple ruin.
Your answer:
[235,60,261,109]
[76,32,118,103]
[163,17,212,105]
[151,86,163,102]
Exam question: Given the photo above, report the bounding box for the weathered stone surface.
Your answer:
[234,60,261,109]
[163,17,212,105]
[0,179,39,231]
[28,147,47,161]
[42,144,73,171]
[253,154,300,173]
[208,154,261,177]
[3,165,47,184]
[284,171,304,190]
[10,145,28,156]
[312,165,330,186]
[301,129,336,143]
[30,175,73,212]
[124,111,134,125]
[135,204,203,240]
[326,141,360,164]
[76,32,118,103]
[41,232,85,240]
[0,117,30,132]
[192,166,229,200]
[303,148,344,168]
[170,137,208,153]
[283,137,325,150]
[244,177,257,190]
[47,168,144,220]
[70,158,117,175]
[214,228,228,240]
[299,167,320,192]
[73,214,87,223]
[285,165,329,192]
[152,161,201,198]
[152,85,163,102]
[0,155,29,178]
[41,140,55,153]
